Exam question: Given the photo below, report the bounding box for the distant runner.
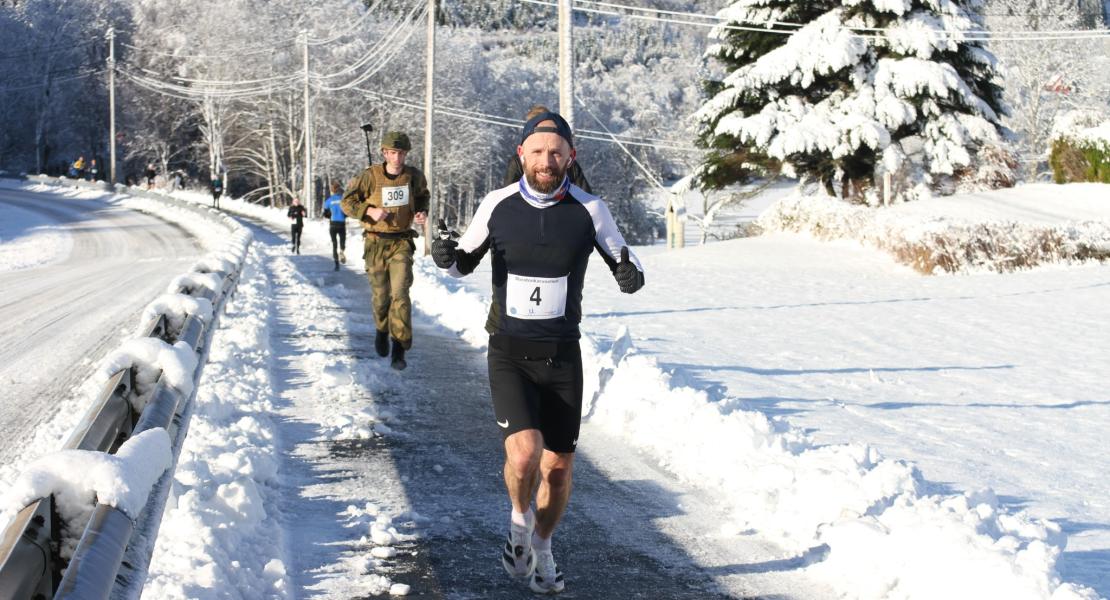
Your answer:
[322,181,348,271]
[210,176,223,209]
[431,111,644,594]
[287,198,307,254]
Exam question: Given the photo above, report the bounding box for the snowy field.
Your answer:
[2,181,1107,599]
[420,182,1110,598]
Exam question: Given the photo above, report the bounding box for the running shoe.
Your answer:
[501,521,535,579]
[339,250,347,264]
[529,548,564,594]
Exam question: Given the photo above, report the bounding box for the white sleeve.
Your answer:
[446,189,505,278]
[584,196,644,272]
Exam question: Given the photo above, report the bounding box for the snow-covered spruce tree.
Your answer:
[696,0,1009,202]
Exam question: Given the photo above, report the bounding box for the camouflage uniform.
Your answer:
[341,134,429,350]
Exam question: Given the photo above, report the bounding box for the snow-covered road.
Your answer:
[0,186,200,469]
[143,210,836,599]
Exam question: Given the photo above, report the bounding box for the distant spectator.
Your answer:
[69,155,86,179]
[87,158,99,181]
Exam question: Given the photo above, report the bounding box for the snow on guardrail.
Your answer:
[0,176,252,598]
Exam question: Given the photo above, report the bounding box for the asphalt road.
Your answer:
[0,186,199,467]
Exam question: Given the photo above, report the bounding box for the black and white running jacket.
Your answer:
[447,177,644,342]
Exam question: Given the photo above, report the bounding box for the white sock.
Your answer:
[532,531,552,552]
[511,508,534,528]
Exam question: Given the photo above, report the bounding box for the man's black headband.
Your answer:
[520,111,574,148]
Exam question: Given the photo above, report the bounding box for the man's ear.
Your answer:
[517,145,525,164]
[568,148,577,166]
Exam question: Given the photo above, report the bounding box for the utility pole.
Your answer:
[558,0,574,128]
[302,31,314,216]
[107,27,117,185]
[422,0,436,252]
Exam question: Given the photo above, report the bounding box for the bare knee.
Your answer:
[541,454,574,490]
[505,432,542,479]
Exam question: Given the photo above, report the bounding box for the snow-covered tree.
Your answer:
[984,0,1110,179]
[697,0,1009,202]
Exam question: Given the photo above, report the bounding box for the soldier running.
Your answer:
[341,131,429,370]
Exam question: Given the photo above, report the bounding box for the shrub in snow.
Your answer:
[759,193,1110,273]
[1049,112,1110,184]
[696,0,1009,203]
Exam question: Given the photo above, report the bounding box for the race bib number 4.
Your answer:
[381,185,410,208]
[506,273,568,320]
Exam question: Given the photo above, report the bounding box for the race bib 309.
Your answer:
[381,185,410,208]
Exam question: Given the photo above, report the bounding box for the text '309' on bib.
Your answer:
[381,185,410,208]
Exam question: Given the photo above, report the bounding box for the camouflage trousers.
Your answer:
[364,236,415,349]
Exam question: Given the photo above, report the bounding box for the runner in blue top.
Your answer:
[322,181,348,271]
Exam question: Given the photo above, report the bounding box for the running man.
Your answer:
[341,131,429,370]
[322,181,348,271]
[287,198,307,254]
[430,111,644,594]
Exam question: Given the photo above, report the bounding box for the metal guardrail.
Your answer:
[0,175,252,599]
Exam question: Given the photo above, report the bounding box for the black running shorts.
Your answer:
[487,336,583,453]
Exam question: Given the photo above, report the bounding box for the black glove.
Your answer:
[431,219,459,269]
[322,208,331,219]
[614,247,644,294]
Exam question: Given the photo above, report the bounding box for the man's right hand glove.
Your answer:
[432,219,459,269]
[614,247,644,294]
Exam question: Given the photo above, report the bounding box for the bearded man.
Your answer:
[429,111,645,594]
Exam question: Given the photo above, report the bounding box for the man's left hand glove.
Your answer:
[431,219,459,269]
[614,247,644,294]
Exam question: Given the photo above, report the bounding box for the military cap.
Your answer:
[382,131,412,151]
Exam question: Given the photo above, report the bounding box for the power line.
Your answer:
[579,0,1110,37]
[0,39,99,62]
[306,0,387,46]
[0,69,106,93]
[311,5,428,92]
[353,87,698,153]
[520,0,1110,41]
[119,66,295,100]
[121,41,296,60]
[575,92,667,189]
[310,1,423,83]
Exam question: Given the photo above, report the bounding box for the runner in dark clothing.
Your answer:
[287,198,307,254]
[322,181,347,270]
[431,111,644,595]
[144,163,157,189]
[210,177,223,209]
